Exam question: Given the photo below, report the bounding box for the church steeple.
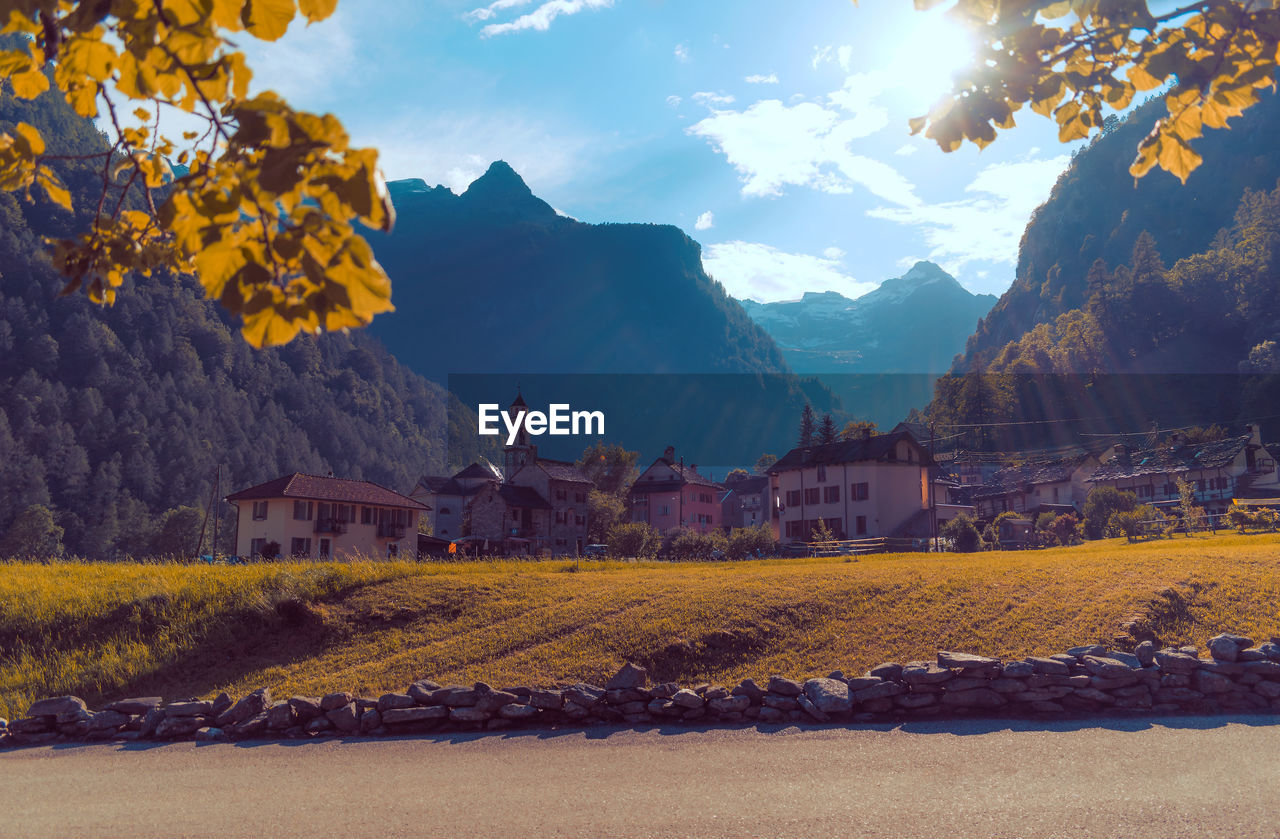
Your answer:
[504,390,535,478]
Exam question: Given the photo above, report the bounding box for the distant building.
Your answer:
[971,452,1105,519]
[721,472,770,530]
[410,462,502,540]
[415,393,592,555]
[629,446,725,534]
[767,429,932,543]
[226,473,427,560]
[1086,426,1280,516]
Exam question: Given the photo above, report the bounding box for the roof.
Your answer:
[634,456,725,490]
[454,462,503,481]
[497,484,552,510]
[768,430,932,473]
[227,474,428,510]
[415,476,485,497]
[971,455,1091,501]
[536,458,594,484]
[1088,435,1252,482]
[724,475,769,493]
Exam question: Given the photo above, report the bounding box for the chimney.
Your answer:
[690,464,698,474]
[663,445,675,463]
[1246,424,1263,446]
[862,427,872,441]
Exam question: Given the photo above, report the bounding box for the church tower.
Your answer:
[503,391,536,479]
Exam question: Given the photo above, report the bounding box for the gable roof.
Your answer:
[724,475,769,493]
[971,455,1092,500]
[768,430,932,473]
[1088,435,1254,482]
[634,457,724,490]
[227,474,428,510]
[496,484,552,510]
[415,476,485,498]
[454,462,503,481]
[536,458,594,484]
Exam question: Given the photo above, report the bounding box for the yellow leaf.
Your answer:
[908,115,927,135]
[194,240,249,298]
[14,122,44,155]
[297,0,337,22]
[10,67,48,99]
[36,167,71,212]
[243,0,296,41]
[1156,133,1202,183]
[1127,63,1163,92]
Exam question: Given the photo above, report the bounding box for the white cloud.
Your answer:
[464,0,534,23]
[695,211,714,231]
[354,111,596,194]
[478,0,613,36]
[240,9,357,105]
[674,43,689,62]
[868,154,1071,272]
[822,246,845,261]
[811,44,853,72]
[692,91,736,108]
[894,144,918,156]
[745,73,779,84]
[665,95,682,108]
[704,241,878,302]
[688,98,912,204]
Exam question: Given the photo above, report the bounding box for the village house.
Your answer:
[415,393,592,555]
[410,461,502,540]
[767,429,932,544]
[721,472,769,530]
[226,473,427,560]
[1085,426,1280,516]
[971,451,1106,519]
[629,446,725,534]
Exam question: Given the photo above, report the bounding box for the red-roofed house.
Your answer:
[226,473,428,560]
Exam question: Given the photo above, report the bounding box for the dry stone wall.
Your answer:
[5,634,1280,746]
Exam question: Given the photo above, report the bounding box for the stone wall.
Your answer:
[4,633,1280,747]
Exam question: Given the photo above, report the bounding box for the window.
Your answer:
[1137,485,1153,498]
[250,538,266,556]
[387,543,398,558]
[556,489,567,501]
[823,485,840,504]
[440,506,451,515]
[1163,483,1177,496]
[851,482,869,501]
[816,465,827,482]
[555,511,566,525]
[555,538,566,546]
[786,520,804,539]
[824,518,843,538]
[1196,479,1206,492]
[855,515,867,536]
[803,487,820,505]
[318,538,330,558]
[293,500,313,521]
[252,501,268,520]
[290,537,312,558]
[1052,487,1060,502]
[575,515,585,526]
[361,506,373,524]
[575,492,586,503]
[786,490,802,507]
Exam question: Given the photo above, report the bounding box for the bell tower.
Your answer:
[503,390,536,479]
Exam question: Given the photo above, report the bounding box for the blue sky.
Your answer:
[241,0,1088,301]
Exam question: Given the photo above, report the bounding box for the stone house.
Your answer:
[1086,426,1280,516]
[721,473,769,530]
[971,452,1105,519]
[410,461,502,540]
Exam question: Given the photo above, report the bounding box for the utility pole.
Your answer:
[930,423,938,550]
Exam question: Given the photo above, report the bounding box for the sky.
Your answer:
[237,0,1089,302]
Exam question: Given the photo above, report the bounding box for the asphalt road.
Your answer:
[4,715,1280,838]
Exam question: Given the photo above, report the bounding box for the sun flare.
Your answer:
[890,13,978,111]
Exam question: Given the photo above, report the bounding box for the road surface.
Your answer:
[3,715,1279,837]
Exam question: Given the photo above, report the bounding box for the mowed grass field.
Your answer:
[3,533,1280,720]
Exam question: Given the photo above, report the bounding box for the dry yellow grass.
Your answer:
[4,534,1280,719]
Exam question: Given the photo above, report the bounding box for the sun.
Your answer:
[889,13,979,112]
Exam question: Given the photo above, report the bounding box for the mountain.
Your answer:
[957,86,1280,372]
[0,81,484,559]
[369,162,792,378]
[739,261,996,374]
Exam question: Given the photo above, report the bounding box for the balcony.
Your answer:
[315,518,347,535]
[377,523,407,539]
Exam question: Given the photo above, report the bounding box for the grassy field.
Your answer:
[3,534,1280,720]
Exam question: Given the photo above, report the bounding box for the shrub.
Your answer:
[606,522,660,558]
[725,524,775,560]
[1083,487,1138,539]
[1049,513,1080,547]
[1227,507,1254,533]
[942,513,983,553]
[668,528,726,560]
[0,505,65,560]
[1110,504,1162,541]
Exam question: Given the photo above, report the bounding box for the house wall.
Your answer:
[233,498,416,560]
[774,460,928,543]
[631,485,722,533]
[410,489,466,539]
